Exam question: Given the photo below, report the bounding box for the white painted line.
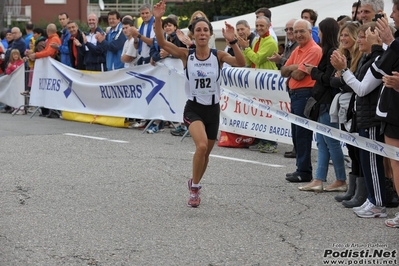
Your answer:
[63,133,129,143]
[190,152,285,167]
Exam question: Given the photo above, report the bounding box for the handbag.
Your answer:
[303,96,319,121]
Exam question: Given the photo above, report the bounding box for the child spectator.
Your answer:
[5,49,24,75]
[5,49,26,115]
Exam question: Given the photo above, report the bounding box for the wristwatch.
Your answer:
[340,68,349,75]
[137,34,142,39]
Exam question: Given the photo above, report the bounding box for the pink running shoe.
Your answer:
[187,179,201,207]
[188,188,201,207]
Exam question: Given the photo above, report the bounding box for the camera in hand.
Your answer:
[372,13,384,21]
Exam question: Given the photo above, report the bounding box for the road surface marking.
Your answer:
[63,133,129,143]
[190,152,285,167]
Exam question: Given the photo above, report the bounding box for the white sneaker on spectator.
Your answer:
[132,120,146,128]
[352,199,371,212]
[355,202,387,218]
[12,108,25,115]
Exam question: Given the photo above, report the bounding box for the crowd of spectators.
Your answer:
[0,0,399,221]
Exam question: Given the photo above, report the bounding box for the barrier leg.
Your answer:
[180,129,190,142]
[12,105,26,116]
[142,119,154,134]
[30,106,42,118]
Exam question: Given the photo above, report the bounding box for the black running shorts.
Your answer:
[183,100,220,140]
[382,122,399,140]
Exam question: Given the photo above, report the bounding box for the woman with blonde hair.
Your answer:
[337,22,363,74]
[5,49,25,75]
[176,10,216,49]
[330,21,364,206]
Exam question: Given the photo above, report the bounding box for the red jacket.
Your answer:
[5,59,24,75]
[0,46,4,74]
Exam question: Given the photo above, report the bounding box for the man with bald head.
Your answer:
[81,13,107,71]
[27,23,62,118]
[281,19,322,183]
[4,27,26,66]
[268,18,298,69]
[28,24,60,61]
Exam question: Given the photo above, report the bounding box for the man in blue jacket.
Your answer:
[97,10,126,70]
[50,12,71,66]
[131,3,155,65]
[4,27,26,65]
[81,13,107,71]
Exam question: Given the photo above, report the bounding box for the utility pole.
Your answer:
[0,0,4,30]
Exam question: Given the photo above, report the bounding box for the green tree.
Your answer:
[167,0,297,25]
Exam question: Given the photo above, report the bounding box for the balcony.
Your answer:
[4,5,31,23]
[87,1,150,18]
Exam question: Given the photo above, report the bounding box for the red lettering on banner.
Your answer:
[243,102,249,115]
[220,95,229,111]
[234,100,241,113]
[279,101,291,112]
[234,98,273,118]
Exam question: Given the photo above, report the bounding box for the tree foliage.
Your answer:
[89,0,298,28]
[165,0,297,22]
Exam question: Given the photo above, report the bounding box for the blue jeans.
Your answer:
[290,89,313,176]
[314,111,346,182]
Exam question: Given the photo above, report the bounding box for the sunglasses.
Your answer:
[345,20,361,27]
[284,27,294,32]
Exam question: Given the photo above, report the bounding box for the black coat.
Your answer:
[68,29,85,70]
[371,30,399,127]
[354,45,384,129]
[310,47,338,104]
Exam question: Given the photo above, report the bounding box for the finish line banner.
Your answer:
[30,58,187,121]
[0,65,25,108]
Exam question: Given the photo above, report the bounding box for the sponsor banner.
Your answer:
[218,67,293,144]
[30,57,187,122]
[0,65,25,108]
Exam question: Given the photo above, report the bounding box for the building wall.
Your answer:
[21,0,87,24]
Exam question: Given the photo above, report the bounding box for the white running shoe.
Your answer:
[355,202,387,218]
[352,199,370,212]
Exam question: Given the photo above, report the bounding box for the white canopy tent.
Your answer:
[208,0,394,39]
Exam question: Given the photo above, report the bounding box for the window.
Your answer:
[44,0,66,4]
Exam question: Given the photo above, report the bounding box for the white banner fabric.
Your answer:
[30,57,187,121]
[219,67,297,145]
[0,65,25,108]
[28,59,399,160]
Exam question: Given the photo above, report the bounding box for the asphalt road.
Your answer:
[0,113,398,266]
